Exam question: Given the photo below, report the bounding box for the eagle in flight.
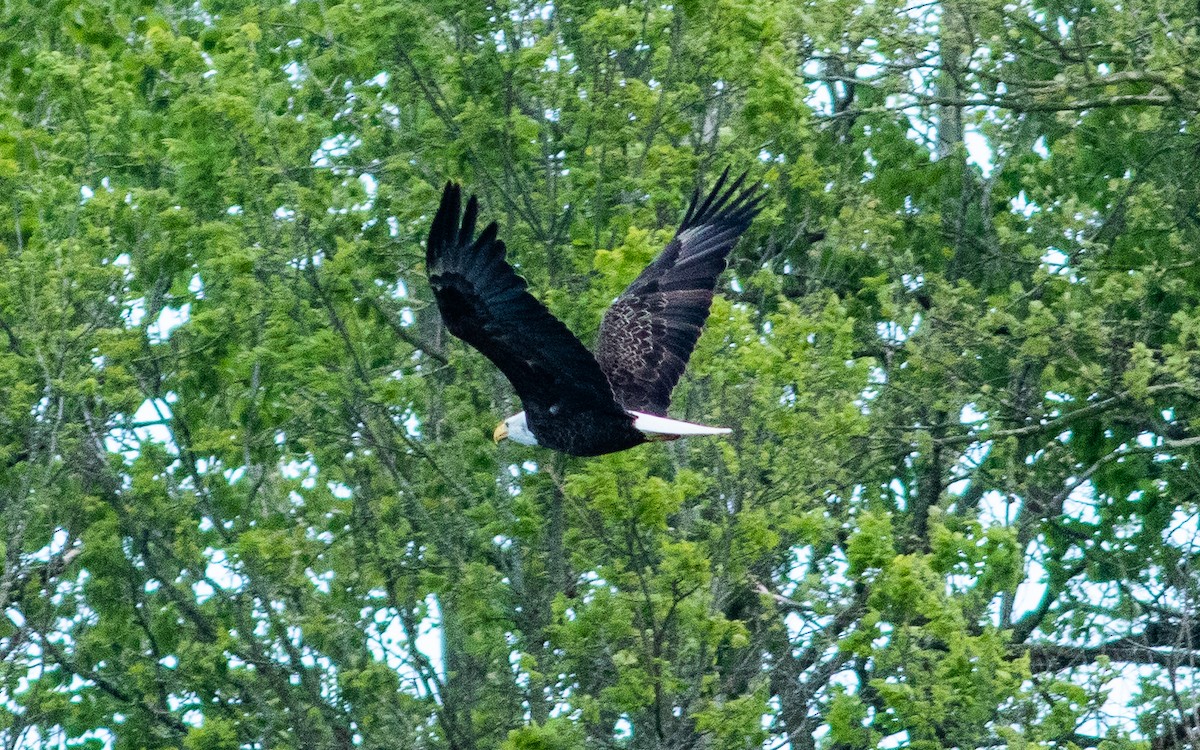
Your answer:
[425,169,762,456]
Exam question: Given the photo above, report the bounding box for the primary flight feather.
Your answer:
[425,168,763,457]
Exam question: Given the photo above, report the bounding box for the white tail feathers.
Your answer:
[630,411,732,437]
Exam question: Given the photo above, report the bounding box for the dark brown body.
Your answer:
[524,403,647,456]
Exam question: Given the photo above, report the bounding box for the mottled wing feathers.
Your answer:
[426,183,624,419]
[596,169,762,414]
[425,172,760,429]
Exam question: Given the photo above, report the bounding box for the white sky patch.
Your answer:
[193,548,245,604]
[280,457,317,488]
[306,567,334,594]
[282,60,304,83]
[876,313,921,345]
[365,595,445,696]
[149,303,190,343]
[1012,190,1037,217]
[780,545,812,598]
[978,489,1018,527]
[906,112,935,150]
[1062,481,1101,524]
[1042,247,1070,275]
[1133,431,1158,450]
[359,173,377,199]
[403,410,421,437]
[12,726,114,750]
[613,716,632,741]
[1165,509,1200,548]
[802,60,833,115]
[1010,537,1050,623]
[312,134,362,167]
[960,402,987,425]
[27,528,70,565]
[122,297,146,328]
[963,128,994,175]
[106,396,179,460]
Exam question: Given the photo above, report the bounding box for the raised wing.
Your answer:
[595,168,763,414]
[426,183,626,421]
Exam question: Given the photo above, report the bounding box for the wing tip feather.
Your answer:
[427,181,512,277]
[681,166,764,234]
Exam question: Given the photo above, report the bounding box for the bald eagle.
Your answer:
[425,169,762,456]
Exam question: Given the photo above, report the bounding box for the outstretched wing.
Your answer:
[426,183,626,421]
[595,168,763,415]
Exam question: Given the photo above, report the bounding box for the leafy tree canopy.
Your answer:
[1,0,1200,747]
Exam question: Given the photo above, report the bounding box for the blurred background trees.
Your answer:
[1,0,1200,747]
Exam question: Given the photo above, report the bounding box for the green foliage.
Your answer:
[1,0,1199,747]
[501,718,585,750]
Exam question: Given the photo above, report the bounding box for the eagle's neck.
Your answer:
[505,411,539,446]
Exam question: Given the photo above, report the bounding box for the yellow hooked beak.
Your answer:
[493,422,509,443]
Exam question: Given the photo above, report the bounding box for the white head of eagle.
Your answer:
[425,167,762,457]
[494,412,538,446]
